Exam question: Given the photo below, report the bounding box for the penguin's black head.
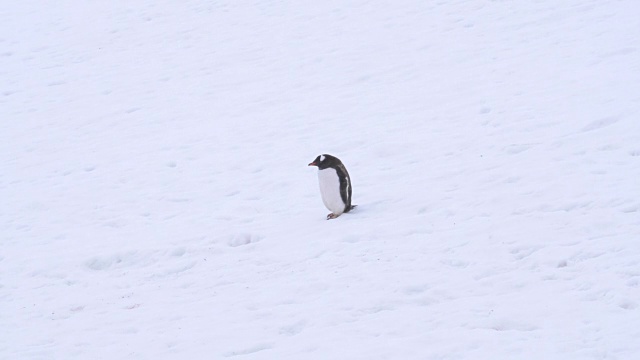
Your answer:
[308,154,341,170]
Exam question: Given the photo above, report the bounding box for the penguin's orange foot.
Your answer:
[327,213,339,220]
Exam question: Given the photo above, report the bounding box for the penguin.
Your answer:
[308,154,356,220]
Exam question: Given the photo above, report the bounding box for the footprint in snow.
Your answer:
[228,233,262,247]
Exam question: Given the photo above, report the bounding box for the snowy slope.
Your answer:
[2,1,640,359]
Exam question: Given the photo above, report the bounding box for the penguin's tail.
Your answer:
[345,205,357,213]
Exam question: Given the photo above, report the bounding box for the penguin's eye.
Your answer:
[319,155,325,162]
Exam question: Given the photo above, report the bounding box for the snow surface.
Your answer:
[2,1,640,359]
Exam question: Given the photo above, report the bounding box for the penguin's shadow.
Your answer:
[347,200,390,217]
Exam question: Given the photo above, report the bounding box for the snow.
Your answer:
[2,0,640,359]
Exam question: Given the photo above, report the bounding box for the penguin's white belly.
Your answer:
[318,168,346,214]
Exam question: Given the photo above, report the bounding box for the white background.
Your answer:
[2,1,639,359]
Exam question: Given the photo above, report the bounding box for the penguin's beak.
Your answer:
[308,162,317,166]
